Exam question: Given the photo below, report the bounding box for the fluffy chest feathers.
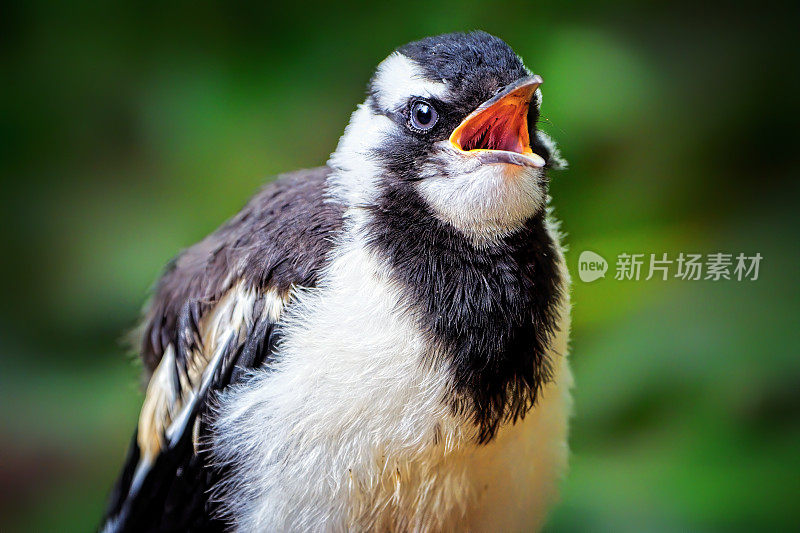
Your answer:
[210,208,570,531]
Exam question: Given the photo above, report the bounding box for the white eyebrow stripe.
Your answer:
[372,52,448,110]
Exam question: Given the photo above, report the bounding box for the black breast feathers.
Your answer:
[365,181,563,443]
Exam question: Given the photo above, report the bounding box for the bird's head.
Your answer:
[329,31,564,244]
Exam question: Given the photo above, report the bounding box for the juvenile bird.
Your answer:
[101,31,571,532]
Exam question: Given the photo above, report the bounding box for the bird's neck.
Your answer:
[346,181,565,442]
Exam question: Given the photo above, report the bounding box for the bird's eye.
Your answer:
[409,100,438,132]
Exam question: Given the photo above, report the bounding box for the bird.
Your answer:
[100,31,571,532]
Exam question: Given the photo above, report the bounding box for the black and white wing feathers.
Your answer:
[101,166,343,532]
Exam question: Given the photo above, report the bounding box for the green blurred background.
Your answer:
[2,1,798,531]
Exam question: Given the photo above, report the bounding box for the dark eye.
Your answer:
[409,100,438,131]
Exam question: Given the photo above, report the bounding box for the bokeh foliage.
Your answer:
[1,1,798,531]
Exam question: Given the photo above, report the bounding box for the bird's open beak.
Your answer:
[449,75,545,168]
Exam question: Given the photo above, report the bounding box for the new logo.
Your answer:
[578,251,608,282]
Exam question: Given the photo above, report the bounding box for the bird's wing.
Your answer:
[101,166,343,532]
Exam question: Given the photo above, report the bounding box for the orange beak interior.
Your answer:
[449,77,541,156]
